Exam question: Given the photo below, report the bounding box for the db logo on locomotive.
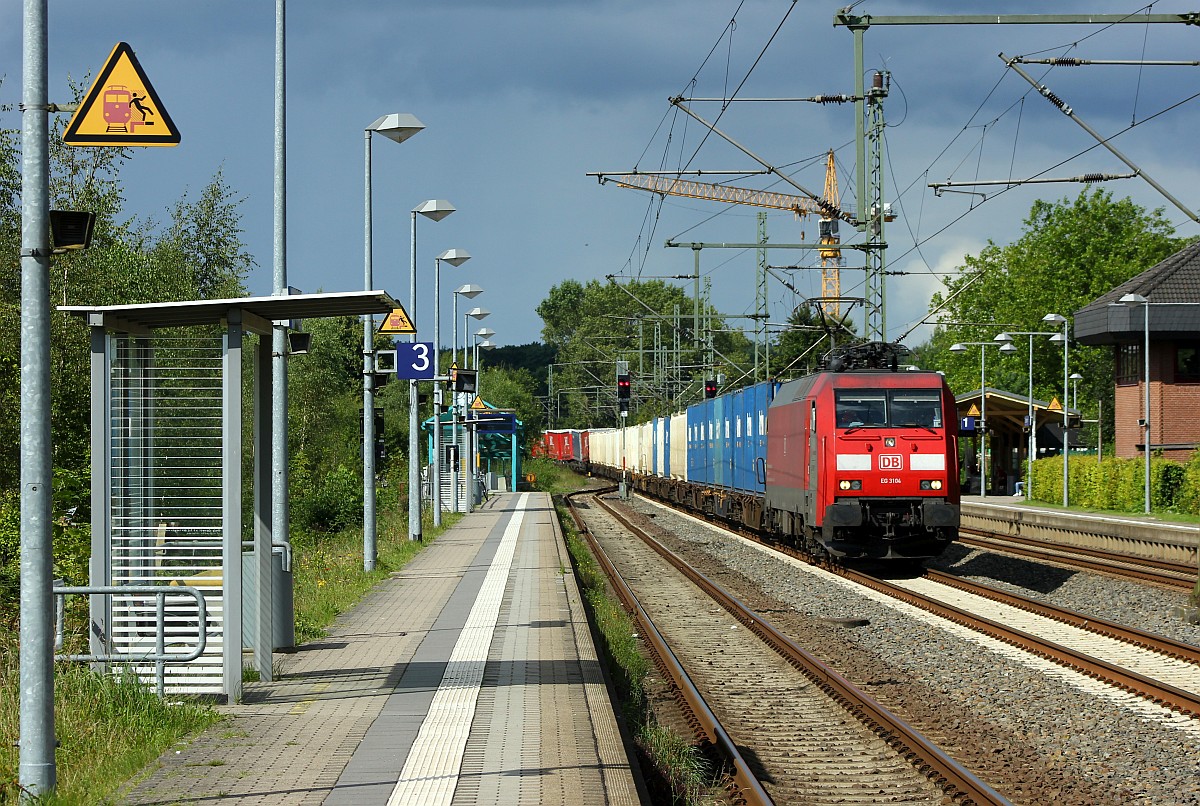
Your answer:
[878,454,904,470]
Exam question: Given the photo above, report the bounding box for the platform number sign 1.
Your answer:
[395,343,435,379]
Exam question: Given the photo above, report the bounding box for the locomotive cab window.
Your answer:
[835,389,943,429]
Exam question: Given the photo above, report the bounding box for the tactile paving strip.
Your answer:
[385,494,527,806]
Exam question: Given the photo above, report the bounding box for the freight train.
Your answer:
[540,342,961,562]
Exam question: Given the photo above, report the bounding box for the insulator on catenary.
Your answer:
[1040,87,1068,110]
[1049,57,1084,67]
[812,95,852,104]
[1082,174,1106,183]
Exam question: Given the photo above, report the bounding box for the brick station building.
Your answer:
[1074,239,1200,460]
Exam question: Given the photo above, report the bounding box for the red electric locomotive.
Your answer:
[764,342,959,561]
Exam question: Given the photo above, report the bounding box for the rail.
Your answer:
[54,584,209,698]
[564,488,774,806]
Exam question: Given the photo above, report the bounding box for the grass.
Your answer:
[554,491,718,805]
[0,505,447,803]
[0,642,219,805]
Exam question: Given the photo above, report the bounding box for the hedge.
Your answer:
[1026,451,1200,514]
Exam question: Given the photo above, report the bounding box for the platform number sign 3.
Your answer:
[395,343,435,379]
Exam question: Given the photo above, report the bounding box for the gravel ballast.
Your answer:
[621,495,1200,806]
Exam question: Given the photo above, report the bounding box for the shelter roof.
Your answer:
[60,290,401,336]
[1075,239,1200,345]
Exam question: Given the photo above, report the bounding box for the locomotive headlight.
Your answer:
[919,479,944,490]
[839,479,862,491]
[884,437,896,447]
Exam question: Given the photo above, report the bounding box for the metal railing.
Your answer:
[54,584,208,698]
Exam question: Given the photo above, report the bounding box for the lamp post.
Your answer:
[470,329,496,504]
[408,200,455,542]
[994,330,1058,500]
[363,113,423,571]
[432,248,470,525]
[950,341,1015,497]
[450,291,485,514]
[1120,293,1152,513]
[1043,313,1071,508]
[1069,372,1083,412]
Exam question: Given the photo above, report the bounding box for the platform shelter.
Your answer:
[954,387,1081,496]
[61,291,399,702]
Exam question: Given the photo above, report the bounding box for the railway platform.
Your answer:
[960,494,1200,569]
[120,491,645,806]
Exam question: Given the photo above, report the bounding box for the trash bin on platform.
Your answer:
[242,545,295,652]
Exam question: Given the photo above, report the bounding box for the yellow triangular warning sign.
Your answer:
[966,404,980,417]
[64,43,180,147]
[377,306,415,335]
[470,395,487,410]
[1047,396,1062,412]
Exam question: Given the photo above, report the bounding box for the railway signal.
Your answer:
[704,378,717,398]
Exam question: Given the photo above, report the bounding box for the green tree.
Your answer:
[536,278,753,427]
[923,189,1185,423]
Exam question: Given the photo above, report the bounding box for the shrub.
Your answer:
[294,463,363,533]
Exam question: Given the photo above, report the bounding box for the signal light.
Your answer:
[617,374,631,400]
[704,378,717,398]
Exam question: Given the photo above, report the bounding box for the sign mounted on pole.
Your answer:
[63,42,180,147]
[377,306,416,335]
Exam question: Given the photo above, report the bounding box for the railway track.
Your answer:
[618,490,1200,713]
[566,488,1008,806]
[844,568,1200,717]
[959,528,1198,592]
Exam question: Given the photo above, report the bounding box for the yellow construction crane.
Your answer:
[593,150,845,316]
[818,149,843,317]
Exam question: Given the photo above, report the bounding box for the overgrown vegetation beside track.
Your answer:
[548,475,720,805]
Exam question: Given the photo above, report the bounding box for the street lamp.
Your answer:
[994,330,1058,501]
[408,200,455,543]
[468,329,496,507]
[473,327,496,370]
[1069,372,1083,412]
[450,293,486,514]
[1120,292,1151,513]
[950,340,1015,496]
[363,112,424,571]
[453,287,484,367]
[1044,313,1071,507]
[432,248,470,525]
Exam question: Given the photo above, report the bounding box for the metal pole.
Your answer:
[271,0,292,647]
[432,257,443,526]
[362,129,377,570]
[408,212,421,541]
[450,294,459,513]
[980,345,987,498]
[1063,321,1070,508]
[1143,303,1151,513]
[19,0,56,796]
[1026,334,1034,500]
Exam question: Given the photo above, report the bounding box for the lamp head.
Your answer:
[367,113,425,143]
[437,248,471,267]
[466,306,490,320]
[949,343,967,353]
[455,283,484,298]
[413,199,456,222]
[474,327,495,340]
[999,343,1018,354]
[994,332,1013,343]
[1043,313,1066,325]
[479,340,496,350]
[1049,333,1066,343]
[1119,292,1148,307]
[1069,372,1083,381]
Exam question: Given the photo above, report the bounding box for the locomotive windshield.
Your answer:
[835,389,943,429]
